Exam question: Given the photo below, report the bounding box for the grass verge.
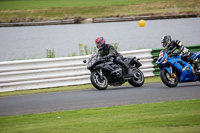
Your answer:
[0,99,200,133]
[0,0,199,23]
[0,76,161,97]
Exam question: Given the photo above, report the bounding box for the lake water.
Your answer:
[0,18,200,61]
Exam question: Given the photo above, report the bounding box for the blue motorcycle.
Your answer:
[156,49,200,87]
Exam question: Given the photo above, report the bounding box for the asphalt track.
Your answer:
[0,82,200,116]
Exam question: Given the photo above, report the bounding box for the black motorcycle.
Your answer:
[83,49,144,90]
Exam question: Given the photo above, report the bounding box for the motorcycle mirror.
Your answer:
[154,57,158,60]
[83,60,87,63]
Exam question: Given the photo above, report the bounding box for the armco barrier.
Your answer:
[151,45,200,76]
[0,49,154,92]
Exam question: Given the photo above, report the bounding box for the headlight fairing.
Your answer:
[161,58,167,64]
[87,57,96,68]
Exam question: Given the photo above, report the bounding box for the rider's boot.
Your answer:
[191,66,196,75]
[189,57,200,75]
[195,62,200,70]
[126,68,134,77]
[194,61,200,76]
[115,56,134,77]
[122,62,134,77]
[121,63,133,77]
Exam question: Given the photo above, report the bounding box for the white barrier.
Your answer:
[0,49,154,92]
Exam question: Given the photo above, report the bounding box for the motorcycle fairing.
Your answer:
[124,57,142,68]
[159,54,199,82]
[94,61,119,73]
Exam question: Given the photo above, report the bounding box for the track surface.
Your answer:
[0,82,200,116]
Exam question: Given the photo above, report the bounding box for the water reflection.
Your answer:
[0,18,200,61]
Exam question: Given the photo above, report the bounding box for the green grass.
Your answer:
[0,0,164,10]
[0,99,200,133]
[0,76,161,97]
[0,0,199,22]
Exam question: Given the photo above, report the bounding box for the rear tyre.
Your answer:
[160,69,178,87]
[128,68,144,87]
[90,71,108,90]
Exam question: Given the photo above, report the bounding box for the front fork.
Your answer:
[98,69,103,80]
[163,66,176,81]
[170,66,173,77]
[100,69,103,80]
[169,65,176,79]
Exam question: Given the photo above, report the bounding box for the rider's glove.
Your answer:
[102,56,109,60]
[168,51,172,54]
[99,57,103,61]
[174,51,180,55]
[173,52,179,56]
[99,56,107,61]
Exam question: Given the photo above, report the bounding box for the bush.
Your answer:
[73,43,119,56]
[46,49,55,58]
[74,16,82,24]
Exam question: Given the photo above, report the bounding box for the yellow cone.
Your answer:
[139,20,145,27]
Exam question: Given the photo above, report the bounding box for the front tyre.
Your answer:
[160,69,178,87]
[128,68,144,87]
[90,71,108,90]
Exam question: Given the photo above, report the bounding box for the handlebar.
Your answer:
[168,51,179,57]
[166,50,178,57]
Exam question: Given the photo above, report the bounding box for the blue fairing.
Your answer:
[156,50,199,83]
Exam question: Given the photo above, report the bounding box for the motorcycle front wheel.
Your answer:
[160,69,178,87]
[128,68,144,87]
[90,71,108,90]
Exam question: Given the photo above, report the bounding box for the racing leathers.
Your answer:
[99,44,133,76]
[166,40,188,55]
[166,40,200,70]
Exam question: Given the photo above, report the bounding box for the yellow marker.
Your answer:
[139,20,145,27]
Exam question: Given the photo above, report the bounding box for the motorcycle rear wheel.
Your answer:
[90,71,108,90]
[128,68,144,87]
[160,69,178,87]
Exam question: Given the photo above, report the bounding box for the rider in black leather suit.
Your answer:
[95,37,133,76]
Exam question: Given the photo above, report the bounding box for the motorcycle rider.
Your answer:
[95,37,133,76]
[161,35,200,71]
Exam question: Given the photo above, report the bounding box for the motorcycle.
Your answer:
[156,49,200,87]
[83,48,144,90]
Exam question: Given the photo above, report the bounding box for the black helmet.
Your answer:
[161,35,171,48]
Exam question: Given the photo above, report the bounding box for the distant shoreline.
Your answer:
[0,12,199,27]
